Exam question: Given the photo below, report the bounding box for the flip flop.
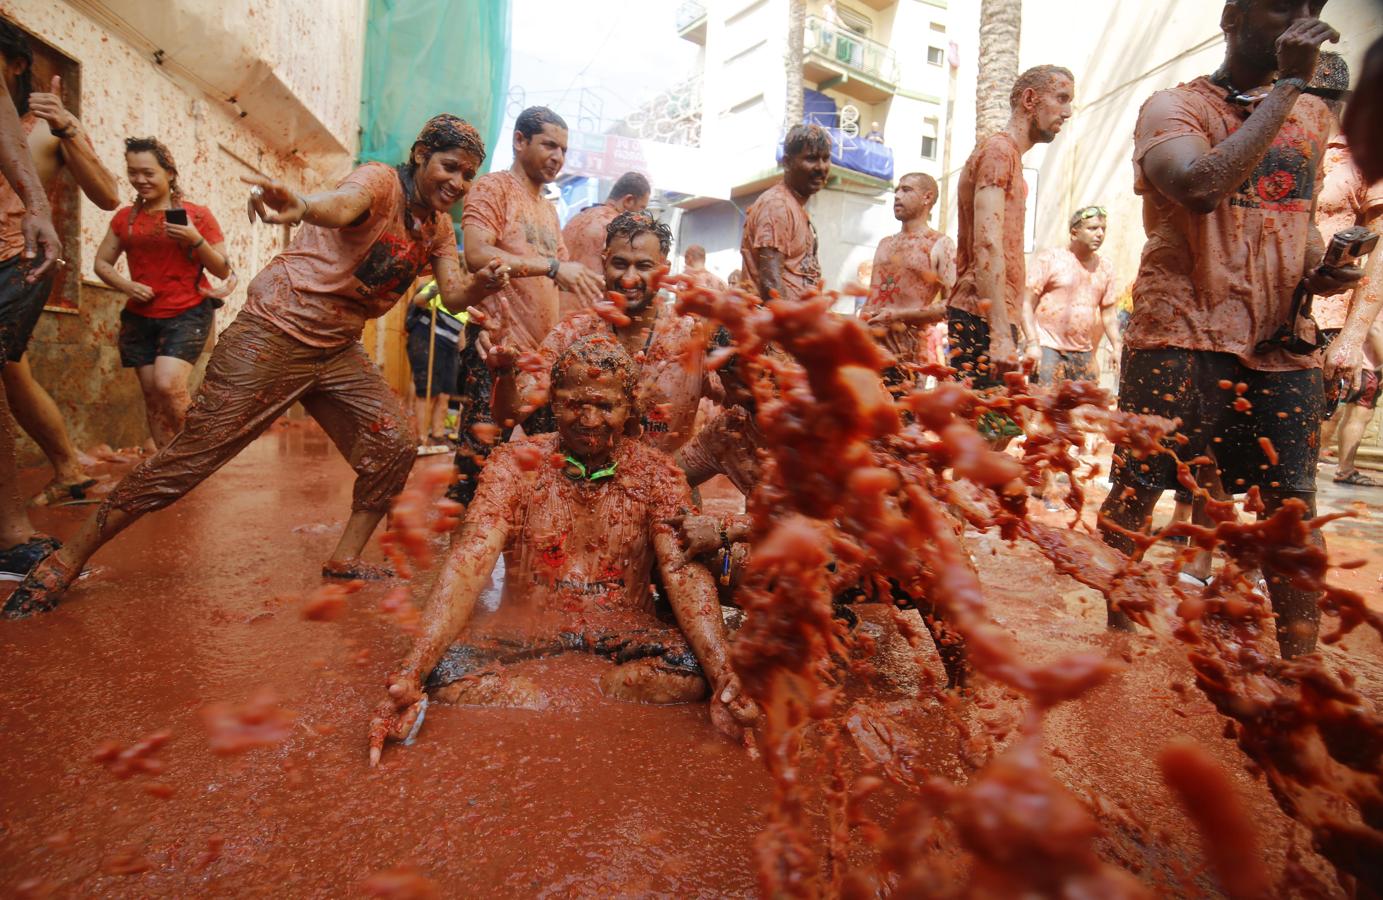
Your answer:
[31,478,100,508]
[1334,470,1381,487]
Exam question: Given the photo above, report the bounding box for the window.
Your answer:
[930,22,946,33]
[927,46,945,66]
[920,117,939,160]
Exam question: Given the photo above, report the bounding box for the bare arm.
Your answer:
[1324,214,1383,392]
[29,77,119,210]
[462,222,602,304]
[753,247,785,301]
[1101,302,1121,361]
[972,185,1017,365]
[1141,20,1339,215]
[165,218,231,280]
[242,173,372,229]
[433,252,509,316]
[0,79,59,280]
[654,529,758,733]
[93,223,153,302]
[368,521,507,765]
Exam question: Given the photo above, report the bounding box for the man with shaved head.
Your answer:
[860,172,956,387]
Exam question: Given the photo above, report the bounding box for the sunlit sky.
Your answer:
[508,0,700,132]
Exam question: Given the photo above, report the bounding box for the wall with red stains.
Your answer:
[4,0,367,460]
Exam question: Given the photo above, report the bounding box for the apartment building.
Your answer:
[671,0,955,290]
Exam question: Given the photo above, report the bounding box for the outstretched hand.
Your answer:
[367,671,426,767]
[242,173,307,226]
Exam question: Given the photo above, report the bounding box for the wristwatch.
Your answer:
[1275,77,1308,92]
[50,123,76,139]
[546,257,560,280]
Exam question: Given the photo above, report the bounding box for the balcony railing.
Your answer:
[803,15,899,87]
[676,1,707,32]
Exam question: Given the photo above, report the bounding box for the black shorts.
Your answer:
[947,306,1019,391]
[406,326,460,399]
[1111,348,1324,496]
[1038,347,1096,384]
[0,253,53,363]
[118,302,214,368]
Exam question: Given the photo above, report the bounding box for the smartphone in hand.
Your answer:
[163,208,189,226]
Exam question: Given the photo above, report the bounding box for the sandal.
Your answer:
[1333,470,1380,487]
[31,478,100,508]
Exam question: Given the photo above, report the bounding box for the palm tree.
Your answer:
[783,0,806,130]
[975,0,1021,141]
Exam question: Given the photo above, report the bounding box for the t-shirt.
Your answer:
[740,182,822,303]
[1128,76,1332,371]
[111,202,225,319]
[242,163,456,348]
[468,432,690,616]
[677,405,763,496]
[463,170,566,352]
[558,202,619,318]
[861,229,957,360]
[1027,247,1117,353]
[0,114,38,262]
[949,132,1027,326]
[1313,136,1383,330]
[516,304,713,454]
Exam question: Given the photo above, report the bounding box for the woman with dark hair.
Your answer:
[94,137,231,448]
[6,114,510,617]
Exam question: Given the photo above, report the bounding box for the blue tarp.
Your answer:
[781,88,894,183]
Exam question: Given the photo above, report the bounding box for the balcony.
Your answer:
[677,1,707,44]
[803,15,899,104]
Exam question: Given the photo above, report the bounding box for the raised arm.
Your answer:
[0,78,59,280]
[1140,20,1337,215]
[29,76,119,210]
[654,529,758,737]
[368,519,508,765]
[242,173,372,229]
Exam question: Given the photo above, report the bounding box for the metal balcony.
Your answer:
[803,15,899,103]
[677,1,707,44]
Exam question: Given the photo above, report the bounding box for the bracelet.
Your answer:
[546,257,560,280]
[50,123,76,139]
[296,194,310,226]
[190,237,205,250]
[1275,77,1308,92]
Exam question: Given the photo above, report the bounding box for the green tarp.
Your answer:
[360,0,511,175]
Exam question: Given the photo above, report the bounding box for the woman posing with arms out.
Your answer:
[5,114,509,617]
[94,137,230,448]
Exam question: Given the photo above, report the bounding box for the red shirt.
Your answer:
[112,202,225,318]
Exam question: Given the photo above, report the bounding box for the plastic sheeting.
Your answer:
[360,0,511,171]
[786,88,895,183]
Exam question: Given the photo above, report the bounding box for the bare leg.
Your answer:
[430,393,450,437]
[1261,491,1322,658]
[600,658,709,704]
[1097,482,1163,631]
[327,509,388,565]
[3,356,89,483]
[0,378,34,548]
[413,396,430,443]
[137,357,194,449]
[1335,403,1375,478]
[45,502,136,574]
[1319,401,1345,452]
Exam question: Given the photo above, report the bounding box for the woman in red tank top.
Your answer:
[93,137,231,448]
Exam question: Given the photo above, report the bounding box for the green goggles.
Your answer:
[1069,206,1107,228]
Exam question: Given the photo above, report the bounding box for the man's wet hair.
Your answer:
[515,106,568,140]
[552,333,640,406]
[684,244,706,264]
[0,18,33,115]
[125,137,183,205]
[610,171,651,201]
[1009,64,1074,111]
[899,172,939,196]
[605,209,672,255]
[410,113,487,167]
[783,123,833,159]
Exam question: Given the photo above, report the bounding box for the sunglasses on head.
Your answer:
[1069,206,1106,228]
